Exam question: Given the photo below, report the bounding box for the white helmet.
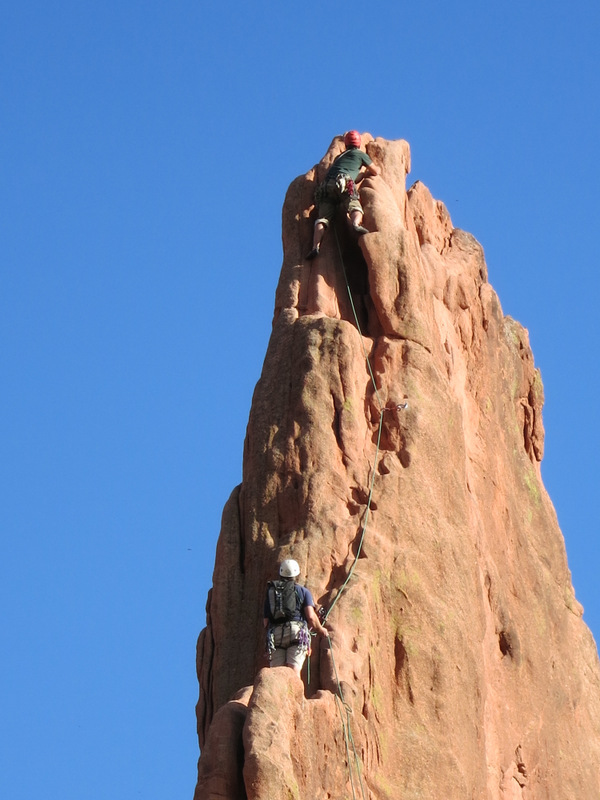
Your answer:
[279,559,300,578]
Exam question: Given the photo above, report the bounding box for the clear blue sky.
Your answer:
[2,2,599,798]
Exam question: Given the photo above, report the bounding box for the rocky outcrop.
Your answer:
[194,135,600,799]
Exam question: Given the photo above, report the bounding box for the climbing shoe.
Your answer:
[306,246,320,260]
[353,224,369,235]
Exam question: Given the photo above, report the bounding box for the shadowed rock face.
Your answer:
[194,136,600,800]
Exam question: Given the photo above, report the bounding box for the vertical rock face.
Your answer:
[194,136,600,799]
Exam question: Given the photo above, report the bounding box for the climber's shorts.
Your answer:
[316,195,363,227]
[270,642,307,670]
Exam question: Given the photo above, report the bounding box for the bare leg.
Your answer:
[350,210,369,234]
[307,221,327,259]
[313,221,327,249]
[349,209,363,227]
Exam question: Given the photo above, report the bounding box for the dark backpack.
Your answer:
[267,580,299,623]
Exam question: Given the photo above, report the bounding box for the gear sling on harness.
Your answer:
[315,172,357,206]
[268,620,311,653]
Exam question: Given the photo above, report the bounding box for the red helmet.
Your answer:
[344,130,361,148]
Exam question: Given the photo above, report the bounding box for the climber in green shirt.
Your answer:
[307,130,379,260]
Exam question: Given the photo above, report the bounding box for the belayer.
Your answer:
[306,130,379,260]
[264,559,328,676]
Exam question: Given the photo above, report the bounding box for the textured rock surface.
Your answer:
[194,136,600,799]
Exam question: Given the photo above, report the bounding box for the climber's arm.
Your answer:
[355,163,380,184]
[305,605,327,636]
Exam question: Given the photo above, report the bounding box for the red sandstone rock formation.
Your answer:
[194,136,600,799]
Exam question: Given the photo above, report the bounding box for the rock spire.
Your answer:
[194,135,600,799]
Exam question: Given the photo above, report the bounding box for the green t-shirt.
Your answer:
[325,147,373,182]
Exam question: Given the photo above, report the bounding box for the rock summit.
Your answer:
[194,135,600,799]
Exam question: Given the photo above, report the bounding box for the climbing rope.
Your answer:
[313,226,397,800]
[329,633,367,800]
[323,227,389,623]
[308,225,408,798]
[334,227,384,409]
[323,412,383,622]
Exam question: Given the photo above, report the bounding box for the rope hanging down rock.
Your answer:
[309,227,407,800]
[324,227,407,622]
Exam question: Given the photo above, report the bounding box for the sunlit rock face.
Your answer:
[194,136,600,800]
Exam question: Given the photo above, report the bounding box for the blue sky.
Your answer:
[2,2,599,798]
